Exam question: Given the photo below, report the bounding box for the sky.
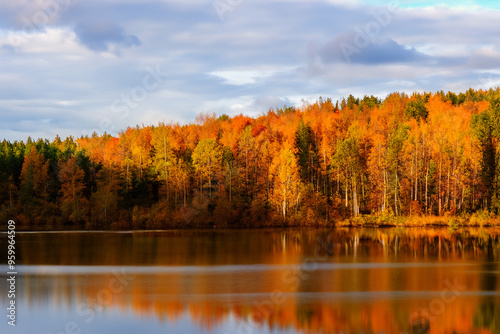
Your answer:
[1,0,500,141]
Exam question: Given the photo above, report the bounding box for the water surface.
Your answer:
[1,228,500,333]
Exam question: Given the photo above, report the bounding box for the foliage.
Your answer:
[3,88,500,229]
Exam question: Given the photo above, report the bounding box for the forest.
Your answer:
[2,88,500,229]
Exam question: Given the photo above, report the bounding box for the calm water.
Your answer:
[1,228,500,334]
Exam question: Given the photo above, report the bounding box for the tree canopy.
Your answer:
[2,88,500,229]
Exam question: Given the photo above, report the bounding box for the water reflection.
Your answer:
[1,228,500,333]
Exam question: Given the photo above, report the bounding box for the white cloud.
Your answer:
[137,108,187,126]
[209,67,294,86]
[198,96,257,115]
[209,71,270,86]
[1,28,85,54]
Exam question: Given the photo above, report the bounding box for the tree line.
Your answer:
[2,88,500,229]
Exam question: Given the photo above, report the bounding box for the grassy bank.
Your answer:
[340,210,500,228]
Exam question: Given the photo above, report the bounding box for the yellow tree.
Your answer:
[427,95,467,214]
[270,144,302,220]
[399,119,421,215]
[170,158,190,207]
[152,125,176,200]
[192,139,222,198]
[366,105,391,213]
[331,124,365,216]
[132,126,152,181]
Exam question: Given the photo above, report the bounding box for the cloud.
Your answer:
[209,67,295,86]
[3,0,500,142]
[466,46,500,69]
[74,21,140,52]
[318,32,429,65]
[209,70,273,86]
[0,0,71,32]
[252,96,292,110]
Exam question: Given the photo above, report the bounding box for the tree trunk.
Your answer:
[439,155,442,215]
[394,172,398,215]
[352,177,359,216]
[282,179,287,219]
[383,169,387,212]
[425,167,429,214]
[415,142,418,201]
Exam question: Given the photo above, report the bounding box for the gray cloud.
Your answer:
[466,48,500,69]
[318,32,429,65]
[74,21,140,52]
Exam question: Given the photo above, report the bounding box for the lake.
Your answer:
[1,228,500,334]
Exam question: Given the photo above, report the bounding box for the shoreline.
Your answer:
[4,214,500,232]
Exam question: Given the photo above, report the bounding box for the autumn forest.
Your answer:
[3,88,500,229]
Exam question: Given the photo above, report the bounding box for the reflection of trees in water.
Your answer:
[6,228,500,333]
[14,228,500,266]
[474,236,499,331]
[318,228,500,260]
